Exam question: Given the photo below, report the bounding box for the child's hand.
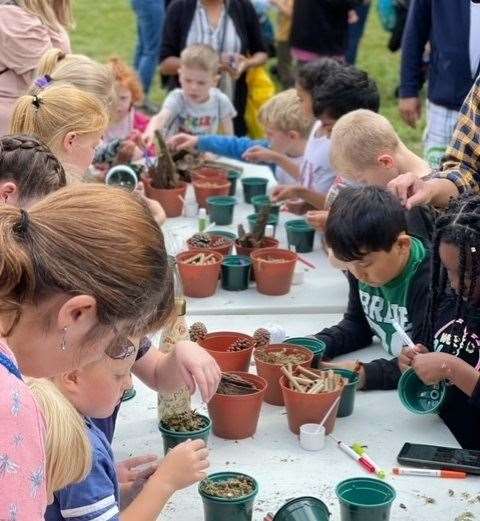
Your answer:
[348,9,359,24]
[306,210,329,231]
[155,439,209,492]
[320,360,366,389]
[117,455,159,508]
[242,146,276,164]
[398,343,428,372]
[412,352,456,385]
[271,185,300,202]
[168,133,199,151]
[135,183,167,226]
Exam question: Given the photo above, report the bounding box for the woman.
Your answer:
[0,0,71,136]
[160,0,267,135]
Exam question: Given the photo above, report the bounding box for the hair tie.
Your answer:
[33,74,52,89]
[31,95,43,109]
[14,209,29,237]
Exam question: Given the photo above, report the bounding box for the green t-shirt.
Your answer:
[358,237,427,356]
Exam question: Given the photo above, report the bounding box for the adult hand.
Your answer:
[320,360,366,389]
[224,54,247,80]
[306,210,329,232]
[398,343,428,373]
[271,185,300,202]
[242,146,276,164]
[348,9,359,24]
[387,172,433,209]
[411,352,455,385]
[174,340,221,402]
[117,455,159,508]
[167,133,199,152]
[399,97,422,128]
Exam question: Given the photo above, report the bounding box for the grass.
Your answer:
[70,0,424,153]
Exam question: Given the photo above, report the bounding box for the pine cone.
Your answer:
[228,337,254,352]
[188,233,211,248]
[253,328,270,349]
[189,322,207,342]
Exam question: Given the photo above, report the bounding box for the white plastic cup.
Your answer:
[299,423,325,451]
[291,265,305,285]
[184,201,199,218]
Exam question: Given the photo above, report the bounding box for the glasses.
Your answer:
[105,324,137,360]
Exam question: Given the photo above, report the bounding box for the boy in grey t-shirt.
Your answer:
[144,44,236,139]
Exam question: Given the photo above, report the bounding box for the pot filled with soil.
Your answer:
[198,332,255,371]
[235,236,280,257]
[193,179,231,209]
[285,219,316,253]
[221,255,252,291]
[176,249,223,298]
[207,372,267,439]
[187,233,234,256]
[207,195,237,225]
[192,165,229,183]
[251,248,297,296]
[283,337,326,366]
[247,213,279,236]
[158,410,211,454]
[241,177,268,203]
[254,345,313,405]
[199,471,258,521]
[280,368,345,434]
[208,230,237,241]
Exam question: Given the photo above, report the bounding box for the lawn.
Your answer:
[71,0,424,154]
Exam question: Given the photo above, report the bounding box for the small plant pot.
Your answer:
[207,196,237,225]
[333,369,359,418]
[251,195,281,215]
[176,249,223,298]
[254,345,313,406]
[228,170,242,196]
[221,255,252,291]
[273,497,331,521]
[143,177,187,218]
[285,220,316,253]
[198,332,255,372]
[106,165,138,191]
[336,478,396,521]
[283,337,326,366]
[187,235,234,257]
[279,369,344,434]
[207,372,266,439]
[251,248,297,296]
[241,177,268,203]
[208,230,237,241]
[158,414,211,455]
[398,368,446,414]
[192,166,228,183]
[199,471,258,521]
[247,213,278,236]
[193,180,231,209]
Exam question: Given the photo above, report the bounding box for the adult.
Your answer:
[159,0,268,135]
[131,0,165,114]
[346,0,371,65]
[0,0,71,136]
[399,0,480,167]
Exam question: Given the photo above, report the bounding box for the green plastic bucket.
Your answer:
[251,195,281,215]
[398,368,446,414]
[207,196,237,225]
[273,496,330,520]
[221,255,252,291]
[336,478,396,521]
[247,213,278,235]
[285,219,316,253]
[158,414,211,455]
[333,369,359,418]
[283,337,326,366]
[228,170,241,196]
[241,177,268,203]
[199,472,258,521]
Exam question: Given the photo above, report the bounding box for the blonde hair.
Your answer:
[16,0,73,31]
[330,109,401,173]
[259,89,313,138]
[27,378,92,495]
[31,49,116,116]
[10,84,109,151]
[180,44,219,75]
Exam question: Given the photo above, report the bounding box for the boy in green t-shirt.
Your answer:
[315,185,430,390]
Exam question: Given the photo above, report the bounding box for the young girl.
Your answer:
[400,194,480,450]
[10,84,109,180]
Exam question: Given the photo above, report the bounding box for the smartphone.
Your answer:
[397,443,480,475]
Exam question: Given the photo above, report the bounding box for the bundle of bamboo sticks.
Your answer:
[281,366,345,394]
[184,252,218,266]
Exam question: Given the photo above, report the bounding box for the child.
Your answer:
[46,340,209,521]
[10,84,109,180]
[315,185,430,390]
[0,134,66,207]
[27,378,92,503]
[168,88,312,186]
[145,44,236,140]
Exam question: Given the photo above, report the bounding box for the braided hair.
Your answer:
[0,134,66,203]
[423,193,480,349]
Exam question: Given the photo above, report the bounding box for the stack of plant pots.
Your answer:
[176,249,223,298]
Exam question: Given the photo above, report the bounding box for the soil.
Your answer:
[200,476,256,499]
[160,410,208,432]
[217,373,258,395]
[255,348,309,366]
[257,257,288,264]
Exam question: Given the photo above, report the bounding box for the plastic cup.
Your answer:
[158,414,211,455]
[228,170,241,196]
[247,213,278,235]
[285,219,316,253]
[184,200,199,218]
[398,368,446,414]
[105,165,138,191]
[207,196,237,225]
[241,177,268,203]
[333,369,359,418]
[283,337,326,366]
[273,497,331,521]
[299,424,325,451]
[336,478,396,521]
[251,194,281,215]
[221,255,252,291]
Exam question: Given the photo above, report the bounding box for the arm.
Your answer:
[271,0,294,16]
[143,108,174,142]
[198,135,268,159]
[242,148,301,179]
[272,185,326,209]
[220,117,234,135]
[362,358,402,390]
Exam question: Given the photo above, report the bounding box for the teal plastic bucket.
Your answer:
[251,194,281,215]
[283,337,326,365]
[221,255,252,291]
[333,369,359,418]
[228,170,241,196]
[247,213,278,235]
[207,196,237,225]
[285,219,316,253]
[273,496,330,521]
[158,414,211,455]
[398,368,446,414]
[241,177,268,203]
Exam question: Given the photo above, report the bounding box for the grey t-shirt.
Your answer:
[163,87,237,136]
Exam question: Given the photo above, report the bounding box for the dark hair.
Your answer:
[0,134,66,203]
[423,193,480,347]
[325,185,407,261]
[296,58,343,93]
[312,65,380,120]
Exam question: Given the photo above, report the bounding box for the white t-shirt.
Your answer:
[275,154,303,185]
[470,2,480,77]
[163,88,237,136]
[300,120,337,194]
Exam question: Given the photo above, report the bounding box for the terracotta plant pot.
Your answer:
[280,369,344,434]
[199,332,255,372]
[187,235,234,256]
[207,372,266,439]
[251,248,297,296]
[254,345,313,406]
[192,166,228,183]
[193,179,231,209]
[176,249,223,298]
[143,177,187,218]
[234,237,279,257]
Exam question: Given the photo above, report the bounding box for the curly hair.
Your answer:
[107,56,144,105]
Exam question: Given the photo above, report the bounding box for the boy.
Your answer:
[168,88,313,186]
[144,44,236,140]
[315,185,430,390]
[46,338,209,521]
